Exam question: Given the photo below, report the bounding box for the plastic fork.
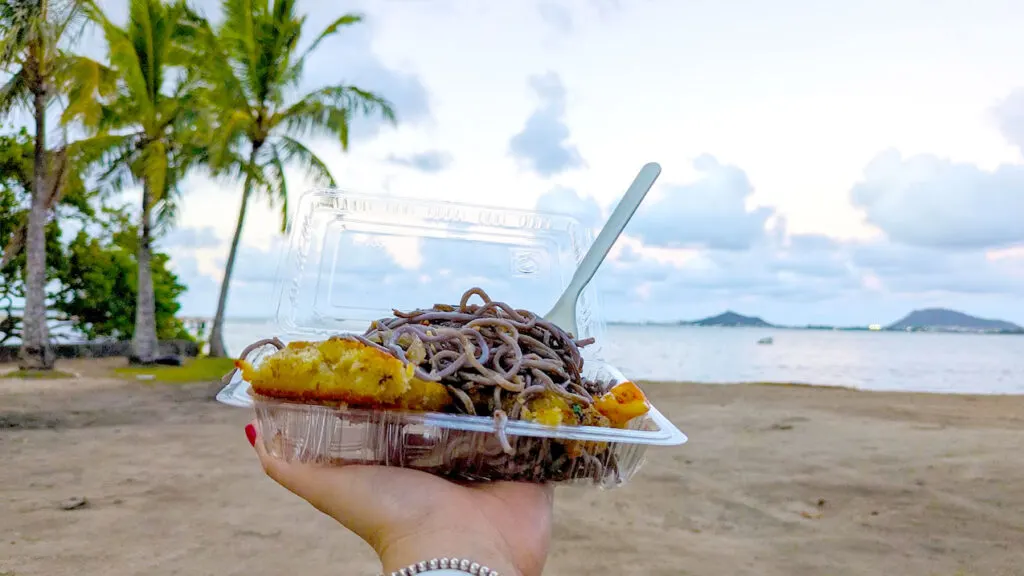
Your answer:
[543,162,662,336]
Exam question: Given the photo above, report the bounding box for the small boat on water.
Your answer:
[757,336,774,345]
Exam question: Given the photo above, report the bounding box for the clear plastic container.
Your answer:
[217,188,687,488]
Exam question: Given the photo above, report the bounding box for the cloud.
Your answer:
[172,213,1024,329]
[850,242,1024,295]
[166,146,1024,330]
[508,72,585,177]
[385,150,453,173]
[995,89,1024,155]
[167,254,220,317]
[294,6,432,142]
[537,1,573,33]
[534,187,604,229]
[596,238,1023,325]
[627,154,775,250]
[850,149,1024,250]
[156,226,220,250]
[600,239,861,306]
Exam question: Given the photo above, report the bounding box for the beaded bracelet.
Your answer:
[381,557,500,576]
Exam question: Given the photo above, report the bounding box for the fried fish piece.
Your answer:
[237,337,452,412]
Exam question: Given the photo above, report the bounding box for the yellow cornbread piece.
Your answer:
[238,337,452,411]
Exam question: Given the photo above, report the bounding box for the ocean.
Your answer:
[221,321,1024,395]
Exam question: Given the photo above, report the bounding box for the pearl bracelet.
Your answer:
[381,557,500,576]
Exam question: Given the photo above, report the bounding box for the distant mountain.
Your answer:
[886,308,1023,333]
[689,311,774,328]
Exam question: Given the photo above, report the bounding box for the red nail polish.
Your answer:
[245,423,257,447]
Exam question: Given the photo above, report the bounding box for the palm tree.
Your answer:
[65,0,210,363]
[0,0,90,370]
[199,0,396,357]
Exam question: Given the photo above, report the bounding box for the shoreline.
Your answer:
[4,356,1024,398]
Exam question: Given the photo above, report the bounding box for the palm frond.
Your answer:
[274,134,334,188]
[165,0,212,74]
[152,191,180,235]
[259,0,303,106]
[0,68,30,116]
[72,132,142,196]
[275,84,396,150]
[51,0,94,52]
[0,0,37,66]
[87,3,154,125]
[57,53,117,126]
[267,144,289,232]
[2,0,97,117]
[220,0,262,103]
[295,12,362,67]
[204,110,254,175]
[209,145,263,186]
[188,10,249,112]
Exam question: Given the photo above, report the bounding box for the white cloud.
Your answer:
[508,72,586,177]
[627,155,775,251]
[71,0,1024,329]
[850,150,1024,249]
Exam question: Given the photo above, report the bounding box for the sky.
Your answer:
[78,0,1024,327]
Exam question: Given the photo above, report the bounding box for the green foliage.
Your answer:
[0,128,72,345]
[198,0,396,231]
[197,0,398,356]
[67,0,213,226]
[2,0,401,356]
[0,127,32,187]
[0,128,191,344]
[0,0,91,116]
[54,208,191,341]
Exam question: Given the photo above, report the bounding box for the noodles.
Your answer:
[363,287,596,399]
[354,287,606,452]
[233,287,644,483]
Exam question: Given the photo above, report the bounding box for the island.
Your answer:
[607,308,1022,335]
[685,311,774,328]
[885,308,1024,334]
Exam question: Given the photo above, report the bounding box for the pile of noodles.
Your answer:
[234,287,620,483]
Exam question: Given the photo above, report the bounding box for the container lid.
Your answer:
[271,189,606,352]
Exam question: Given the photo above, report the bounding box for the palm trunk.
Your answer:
[131,179,159,364]
[208,146,260,358]
[18,89,55,371]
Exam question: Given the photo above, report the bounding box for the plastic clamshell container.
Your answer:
[217,188,687,488]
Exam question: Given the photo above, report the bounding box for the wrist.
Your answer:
[378,528,523,576]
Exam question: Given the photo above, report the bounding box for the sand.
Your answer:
[2,359,1023,576]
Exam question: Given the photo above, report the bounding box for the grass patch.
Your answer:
[3,369,76,380]
[114,356,236,384]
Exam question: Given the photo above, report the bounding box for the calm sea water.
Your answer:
[222,322,1024,395]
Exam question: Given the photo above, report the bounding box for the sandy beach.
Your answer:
[2,359,1023,576]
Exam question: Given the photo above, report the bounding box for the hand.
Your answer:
[245,420,553,576]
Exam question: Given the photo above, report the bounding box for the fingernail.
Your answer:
[245,423,257,447]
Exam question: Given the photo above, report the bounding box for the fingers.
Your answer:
[243,419,400,541]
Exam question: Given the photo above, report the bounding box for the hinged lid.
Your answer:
[271,189,606,355]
